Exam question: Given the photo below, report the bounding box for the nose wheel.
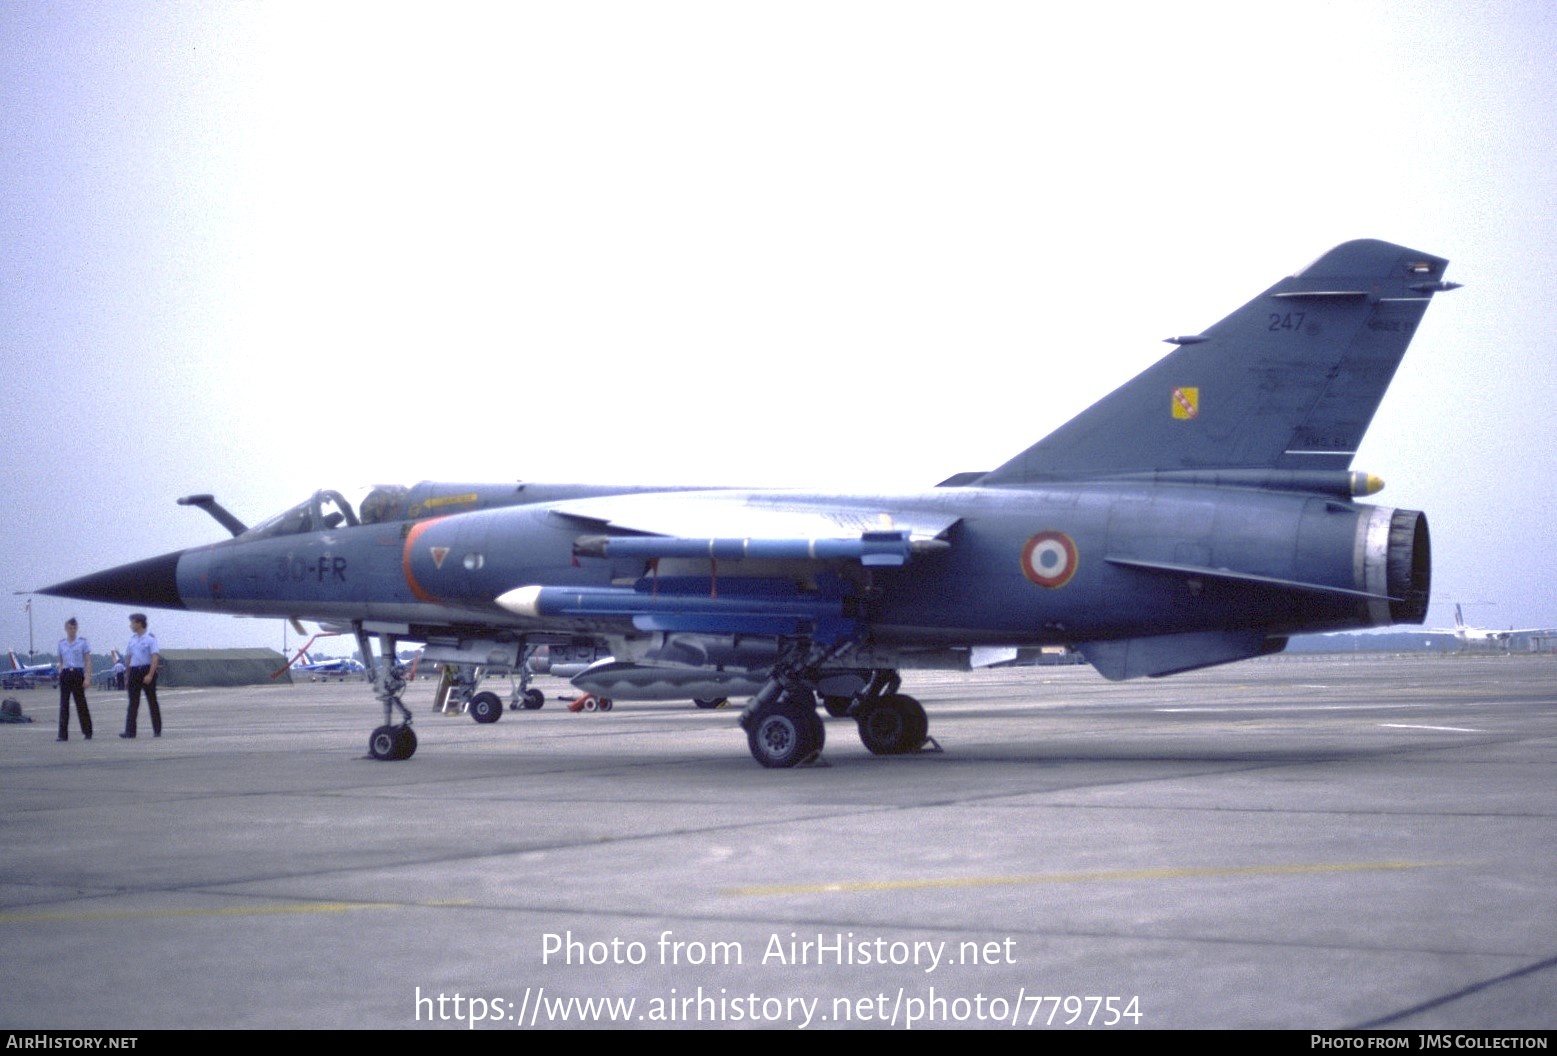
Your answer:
[369,723,417,760]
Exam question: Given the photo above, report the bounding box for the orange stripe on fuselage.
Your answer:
[402,517,446,603]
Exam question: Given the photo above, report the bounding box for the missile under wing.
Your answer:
[40,239,1457,767]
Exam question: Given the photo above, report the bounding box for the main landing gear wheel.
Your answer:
[469,691,503,724]
[693,697,729,710]
[745,699,825,769]
[522,688,546,710]
[856,693,928,755]
[369,724,416,761]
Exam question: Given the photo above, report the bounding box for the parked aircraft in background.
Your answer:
[40,239,1457,767]
[1427,604,1552,650]
[271,632,368,681]
[92,650,125,689]
[297,651,367,681]
[5,650,58,690]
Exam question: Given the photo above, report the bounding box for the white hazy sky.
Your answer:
[3,1,1555,652]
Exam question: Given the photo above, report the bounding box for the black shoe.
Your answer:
[153,732,161,738]
[84,734,92,740]
[119,732,135,739]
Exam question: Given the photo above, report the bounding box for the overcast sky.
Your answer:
[4,1,1554,653]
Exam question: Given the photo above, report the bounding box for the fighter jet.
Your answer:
[297,651,367,681]
[274,633,370,681]
[40,239,1458,767]
[5,650,59,690]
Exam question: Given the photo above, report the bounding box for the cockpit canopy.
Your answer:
[241,486,411,540]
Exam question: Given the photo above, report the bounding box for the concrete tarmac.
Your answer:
[2,654,1554,1030]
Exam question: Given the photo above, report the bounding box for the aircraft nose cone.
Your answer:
[37,550,187,609]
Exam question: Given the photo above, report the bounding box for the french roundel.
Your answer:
[1021,531,1078,588]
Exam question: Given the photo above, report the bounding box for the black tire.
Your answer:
[369,725,400,760]
[599,699,613,712]
[746,699,825,769]
[395,725,417,759]
[469,691,503,724]
[522,688,546,710]
[822,695,853,718]
[856,693,927,755]
[693,697,728,710]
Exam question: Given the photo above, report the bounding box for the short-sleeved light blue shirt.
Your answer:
[59,637,91,670]
[125,632,159,667]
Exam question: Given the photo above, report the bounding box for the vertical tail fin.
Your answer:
[980,239,1457,484]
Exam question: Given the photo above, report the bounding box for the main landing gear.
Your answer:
[737,641,935,768]
[743,688,826,768]
[848,670,930,756]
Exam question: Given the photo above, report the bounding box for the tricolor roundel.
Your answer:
[1021,531,1078,589]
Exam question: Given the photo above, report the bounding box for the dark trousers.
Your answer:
[126,666,161,736]
[58,669,92,739]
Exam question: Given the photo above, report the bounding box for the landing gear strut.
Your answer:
[510,644,547,711]
[359,625,415,761]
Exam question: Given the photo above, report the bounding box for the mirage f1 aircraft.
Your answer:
[40,239,1457,767]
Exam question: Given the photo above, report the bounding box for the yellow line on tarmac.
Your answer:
[0,898,473,924]
[725,861,1458,897]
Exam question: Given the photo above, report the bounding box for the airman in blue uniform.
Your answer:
[121,613,161,738]
[57,618,93,741]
